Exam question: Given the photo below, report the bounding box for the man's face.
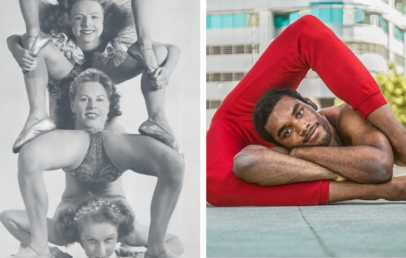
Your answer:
[265,96,332,149]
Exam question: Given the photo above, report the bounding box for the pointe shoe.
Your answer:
[12,245,51,258]
[139,120,183,155]
[13,117,56,154]
[30,31,52,55]
[127,42,157,75]
[145,251,170,258]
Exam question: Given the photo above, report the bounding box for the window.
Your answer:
[274,8,343,29]
[345,42,389,60]
[381,17,389,32]
[207,13,259,29]
[207,72,247,82]
[318,98,335,108]
[206,100,222,109]
[395,53,405,67]
[310,8,343,24]
[395,0,406,14]
[395,26,404,41]
[347,10,388,32]
[206,44,260,55]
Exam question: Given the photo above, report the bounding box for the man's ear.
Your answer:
[304,98,318,111]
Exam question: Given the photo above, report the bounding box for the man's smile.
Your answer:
[304,124,318,143]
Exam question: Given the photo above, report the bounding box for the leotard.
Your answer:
[63,128,125,183]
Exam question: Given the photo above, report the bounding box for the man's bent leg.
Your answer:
[221,15,386,123]
[329,176,406,203]
[207,119,330,206]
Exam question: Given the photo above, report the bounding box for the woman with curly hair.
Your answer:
[4,68,184,258]
[8,0,181,153]
[1,195,183,258]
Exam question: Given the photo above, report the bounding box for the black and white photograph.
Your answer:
[0,0,200,257]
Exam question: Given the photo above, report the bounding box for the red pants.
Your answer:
[206,15,387,206]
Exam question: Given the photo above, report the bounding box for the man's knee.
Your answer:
[290,15,327,39]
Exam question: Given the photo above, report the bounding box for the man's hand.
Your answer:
[49,246,72,258]
[290,147,346,181]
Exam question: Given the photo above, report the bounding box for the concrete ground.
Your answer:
[207,167,406,257]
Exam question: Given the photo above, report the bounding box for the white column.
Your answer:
[388,20,395,62]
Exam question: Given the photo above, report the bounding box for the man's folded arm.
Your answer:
[291,105,394,183]
[233,145,341,186]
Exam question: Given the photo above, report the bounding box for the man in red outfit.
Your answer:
[206,15,406,206]
[233,87,406,203]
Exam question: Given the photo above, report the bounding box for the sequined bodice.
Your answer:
[47,64,85,99]
[63,128,125,183]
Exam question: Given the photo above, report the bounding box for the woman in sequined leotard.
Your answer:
[8,0,181,152]
[1,195,184,257]
[13,69,184,258]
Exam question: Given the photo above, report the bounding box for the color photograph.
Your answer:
[206,0,406,256]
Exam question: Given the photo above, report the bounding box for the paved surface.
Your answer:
[207,167,406,257]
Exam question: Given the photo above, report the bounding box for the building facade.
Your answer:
[206,0,406,129]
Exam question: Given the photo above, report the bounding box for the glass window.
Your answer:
[274,13,290,28]
[353,10,388,32]
[395,0,406,14]
[310,8,343,24]
[395,26,404,41]
[274,8,343,28]
[207,13,258,29]
[381,17,389,32]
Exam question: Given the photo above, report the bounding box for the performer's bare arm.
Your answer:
[234,104,393,186]
[291,104,393,183]
[233,145,341,186]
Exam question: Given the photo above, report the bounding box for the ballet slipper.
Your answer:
[29,31,52,55]
[127,42,157,75]
[139,120,183,155]
[145,251,178,258]
[13,117,56,153]
[12,245,51,258]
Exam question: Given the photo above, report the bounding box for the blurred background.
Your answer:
[0,0,200,257]
[206,0,406,129]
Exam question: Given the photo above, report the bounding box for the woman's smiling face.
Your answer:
[70,0,104,49]
[71,81,110,130]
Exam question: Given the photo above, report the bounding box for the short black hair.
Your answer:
[253,87,308,145]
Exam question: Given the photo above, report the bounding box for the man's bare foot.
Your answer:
[12,245,51,258]
[393,148,406,167]
[380,176,406,201]
[145,250,179,258]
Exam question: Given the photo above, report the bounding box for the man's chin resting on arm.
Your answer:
[233,87,406,203]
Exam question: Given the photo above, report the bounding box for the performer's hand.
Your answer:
[115,244,144,257]
[15,49,38,73]
[17,34,39,73]
[269,146,290,155]
[150,67,171,89]
[49,246,72,258]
